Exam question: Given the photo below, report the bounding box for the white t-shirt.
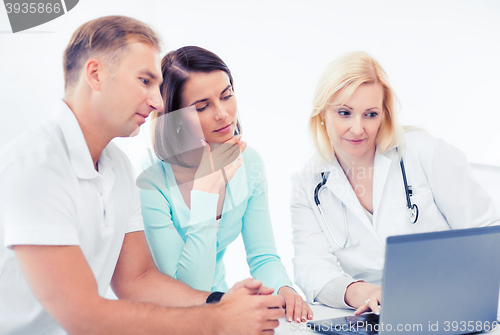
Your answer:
[0,100,144,335]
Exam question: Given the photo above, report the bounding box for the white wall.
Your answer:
[1,0,499,293]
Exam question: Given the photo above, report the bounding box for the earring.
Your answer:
[176,125,180,134]
[321,120,325,125]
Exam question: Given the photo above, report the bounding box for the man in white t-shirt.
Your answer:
[0,16,284,335]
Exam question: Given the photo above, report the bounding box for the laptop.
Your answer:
[307,225,500,335]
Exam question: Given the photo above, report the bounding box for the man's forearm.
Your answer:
[110,231,211,307]
[64,297,219,335]
[80,285,284,335]
[111,268,211,307]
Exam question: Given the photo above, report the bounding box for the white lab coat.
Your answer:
[291,130,500,304]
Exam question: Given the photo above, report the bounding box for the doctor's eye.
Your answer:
[338,109,351,116]
[140,78,150,85]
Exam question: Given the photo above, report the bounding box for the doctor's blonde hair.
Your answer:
[310,51,405,163]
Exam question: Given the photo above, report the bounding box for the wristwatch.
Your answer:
[206,291,224,304]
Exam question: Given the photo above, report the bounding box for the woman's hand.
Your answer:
[344,282,382,315]
[209,135,246,172]
[278,286,313,323]
[193,135,246,194]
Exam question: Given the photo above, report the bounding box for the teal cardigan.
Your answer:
[137,147,292,292]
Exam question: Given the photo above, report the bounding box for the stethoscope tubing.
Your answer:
[398,158,419,224]
[313,156,419,249]
[315,172,349,249]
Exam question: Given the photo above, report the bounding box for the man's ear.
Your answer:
[84,58,104,91]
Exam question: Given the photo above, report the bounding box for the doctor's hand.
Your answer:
[278,286,313,323]
[344,282,382,315]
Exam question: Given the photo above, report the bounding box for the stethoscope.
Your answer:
[314,157,419,250]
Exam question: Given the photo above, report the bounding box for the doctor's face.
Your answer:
[321,83,383,163]
[180,71,237,144]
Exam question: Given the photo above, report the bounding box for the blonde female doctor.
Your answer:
[291,51,499,316]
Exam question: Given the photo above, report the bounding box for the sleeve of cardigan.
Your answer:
[240,148,293,293]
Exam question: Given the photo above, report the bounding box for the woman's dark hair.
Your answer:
[151,46,241,166]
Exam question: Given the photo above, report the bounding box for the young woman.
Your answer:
[291,51,499,315]
[137,46,312,322]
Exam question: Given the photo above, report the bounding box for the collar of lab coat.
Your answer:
[320,148,393,233]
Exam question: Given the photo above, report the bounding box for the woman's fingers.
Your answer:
[278,289,311,323]
[284,294,295,322]
[290,295,312,323]
[354,304,368,316]
[231,136,246,154]
[369,297,380,315]
[238,140,247,154]
[303,300,313,321]
[193,136,245,193]
[210,139,244,172]
[293,296,304,323]
[225,144,241,163]
[219,135,247,155]
[213,135,240,153]
[354,297,380,316]
[354,300,371,316]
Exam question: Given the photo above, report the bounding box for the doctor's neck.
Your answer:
[335,149,376,180]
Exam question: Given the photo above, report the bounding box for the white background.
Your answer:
[1,0,499,294]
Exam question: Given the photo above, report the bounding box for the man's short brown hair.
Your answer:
[63,15,160,89]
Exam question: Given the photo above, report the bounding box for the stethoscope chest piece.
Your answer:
[409,203,419,224]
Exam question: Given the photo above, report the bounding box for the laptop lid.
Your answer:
[380,225,500,335]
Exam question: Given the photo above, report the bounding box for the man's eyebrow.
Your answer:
[139,70,161,81]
